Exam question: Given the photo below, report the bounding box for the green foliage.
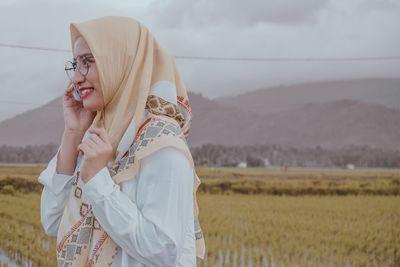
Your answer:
[191,144,400,168]
[0,143,58,163]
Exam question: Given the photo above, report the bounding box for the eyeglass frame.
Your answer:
[64,53,95,81]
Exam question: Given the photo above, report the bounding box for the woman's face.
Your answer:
[73,37,104,111]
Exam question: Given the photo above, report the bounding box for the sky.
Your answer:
[0,0,399,122]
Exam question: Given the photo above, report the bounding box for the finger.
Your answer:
[84,138,99,151]
[77,143,85,155]
[64,83,74,95]
[64,84,77,100]
[66,82,74,91]
[88,127,110,144]
[88,132,104,145]
[77,142,95,156]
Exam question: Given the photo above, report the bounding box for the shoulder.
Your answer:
[141,146,192,172]
[132,146,194,200]
[120,147,193,199]
[138,115,183,140]
[130,116,190,160]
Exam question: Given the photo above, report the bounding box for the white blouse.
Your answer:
[38,138,196,266]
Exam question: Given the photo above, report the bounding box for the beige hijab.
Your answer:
[71,16,190,161]
[58,16,205,265]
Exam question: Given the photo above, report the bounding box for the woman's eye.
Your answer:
[85,55,94,61]
[82,57,94,65]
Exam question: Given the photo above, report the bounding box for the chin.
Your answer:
[83,100,104,112]
[82,102,98,112]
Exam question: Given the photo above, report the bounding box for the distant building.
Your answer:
[346,163,355,170]
[237,161,247,168]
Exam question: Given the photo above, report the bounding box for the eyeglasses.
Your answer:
[64,53,95,81]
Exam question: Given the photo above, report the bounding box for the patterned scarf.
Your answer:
[56,95,205,266]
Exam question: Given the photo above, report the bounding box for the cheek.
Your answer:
[94,81,104,107]
[87,66,104,106]
[85,64,100,84]
[97,90,105,107]
[88,71,100,86]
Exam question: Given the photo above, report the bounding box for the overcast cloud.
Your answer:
[0,0,399,122]
[150,0,330,27]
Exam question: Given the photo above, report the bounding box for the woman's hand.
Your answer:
[63,83,96,134]
[78,127,113,183]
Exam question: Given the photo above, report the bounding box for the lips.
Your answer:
[79,87,94,99]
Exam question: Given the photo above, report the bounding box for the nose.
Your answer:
[73,69,86,85]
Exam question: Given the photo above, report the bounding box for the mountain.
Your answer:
[192,96,400,149]
[256,99,400,149]
[216,78,400,116]
[0,92,262,147]
[1,79,400,150]
[0,97,64,146]
[188,93,265,146]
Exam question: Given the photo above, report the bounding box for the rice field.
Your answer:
[0,165,399,267]
[196,194,400,267]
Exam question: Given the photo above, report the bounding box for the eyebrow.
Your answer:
[73,53,94,61]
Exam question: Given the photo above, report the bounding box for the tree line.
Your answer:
[0,143,399,168]
[191,144,400,168]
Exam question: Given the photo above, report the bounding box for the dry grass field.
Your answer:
[0,165,399,267]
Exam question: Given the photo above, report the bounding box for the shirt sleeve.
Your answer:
[82,146,194,267]
[38,149,79,236]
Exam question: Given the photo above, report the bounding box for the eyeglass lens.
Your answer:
[64,55,91,81]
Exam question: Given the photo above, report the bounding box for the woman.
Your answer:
[38,16,205,267]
